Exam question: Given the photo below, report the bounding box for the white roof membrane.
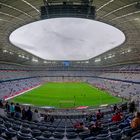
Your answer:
[9,18,125,60]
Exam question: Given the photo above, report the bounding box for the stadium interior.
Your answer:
[0,0,140,140]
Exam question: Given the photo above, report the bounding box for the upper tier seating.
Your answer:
[0,78,41,99]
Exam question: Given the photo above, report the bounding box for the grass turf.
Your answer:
[10,82,122,108]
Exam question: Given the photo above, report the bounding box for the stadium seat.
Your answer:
[30,124,38,130]
[123,126,133,136]
[31,129,42,137]
[109,126,118,132]
[96,134,111,140]
[79,131,91,139]
[111,130,122,140]
[47,127,55,132]
[118,123,129,129]
[100,129,109,134]
[66,128,75,132]
[14,120,22,125]
[42,131,52,138]
[5,128,17,139]
[0,137,6,140]
[17,132,32,140]
[53,132,64,139]
[4,121,11,128]
[55,127,65,132]
[0,118,3,124]
[131,133,140,140]
[22,123,30,128]
[39,126,48,132]
[20,127,31,134]
[12,124,21,131]
[0,125,6,134]
[35,136,50,140]
[66,132,78,139]
[84,136,96,140]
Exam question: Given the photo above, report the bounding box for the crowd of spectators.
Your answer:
[73,102,140,135]
[88,77,140,101]
[0,63,140,139]
[0,100,140,139]
[0,63,139,103]
[0,78,41,99]
[0,101,55,123]
[4,102,41,122]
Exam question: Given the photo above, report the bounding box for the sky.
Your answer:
[9,18,125,60]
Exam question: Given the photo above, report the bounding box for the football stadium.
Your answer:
[0,0,140,140]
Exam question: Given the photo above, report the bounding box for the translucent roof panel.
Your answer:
[9,18,125,60]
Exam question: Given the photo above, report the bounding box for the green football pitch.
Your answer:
[10,82,122,108]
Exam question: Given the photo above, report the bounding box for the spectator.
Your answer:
[26,107,32,121]
[129,101,136,113]
[10,102,15,117]
[89,119,102,134]
[96,109,103,120]
[124,116,131,125]
[32,109,41,122]
[86,114,93,122]
[44,114,49,122]
[5,101,10,112]
[50,116,54,123]
[113,104,118,112]
[112,112,123,122]
[0,99,3,108]
[21,107,26,120]
[74,122,89,133]
[131,112,140,129]
[15,103,21,118]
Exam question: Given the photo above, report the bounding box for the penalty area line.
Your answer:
[5,84,42,101]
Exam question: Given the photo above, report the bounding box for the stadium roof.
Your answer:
[0,0,140,66]
[9,18,125,61]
